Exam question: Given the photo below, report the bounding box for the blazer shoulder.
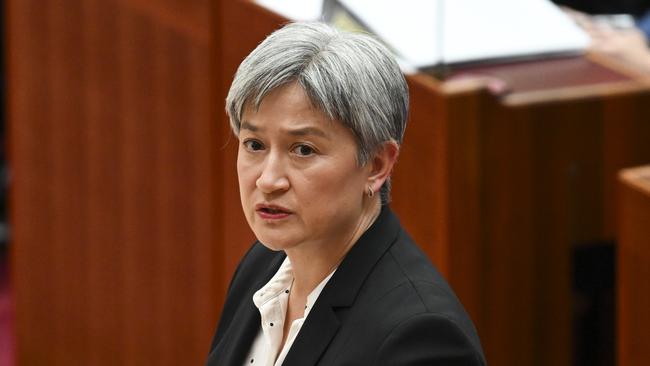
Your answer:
[379,230,485,359]
[373,312,487,365]
[386,230,464,311]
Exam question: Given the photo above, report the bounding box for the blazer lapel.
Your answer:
[281,207,402,366]
[207,251,286,366]
[281,304,340,366]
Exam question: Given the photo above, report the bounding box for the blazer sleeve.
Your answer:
[373,313,486,366]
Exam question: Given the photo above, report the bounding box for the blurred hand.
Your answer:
[563,7,650,72]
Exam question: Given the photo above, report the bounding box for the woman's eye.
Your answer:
[243,140,264,151]
[293,144,315,156]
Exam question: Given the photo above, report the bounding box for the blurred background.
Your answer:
[1,0,650,365]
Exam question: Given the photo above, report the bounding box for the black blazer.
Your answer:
[206,207,486,365]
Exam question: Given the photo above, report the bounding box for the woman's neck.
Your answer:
[285,198,381,298]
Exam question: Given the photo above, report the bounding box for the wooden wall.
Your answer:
[7,0,229,364]
[618,166,650,366]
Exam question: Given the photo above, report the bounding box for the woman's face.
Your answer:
[237,82,372,253]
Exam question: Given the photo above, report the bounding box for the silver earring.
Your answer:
[367,185,374,198]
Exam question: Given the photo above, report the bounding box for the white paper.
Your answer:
[443,0,590,64]
[341,0,443,68]
[339,0,590,67]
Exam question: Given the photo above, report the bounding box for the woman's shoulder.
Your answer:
[386,231,459,300]
[369,231,483,342]
[347,231,486,363]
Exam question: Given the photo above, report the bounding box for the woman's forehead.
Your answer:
[242,83,334,127]
[247,82,315,112]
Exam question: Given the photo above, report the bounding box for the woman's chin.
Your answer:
[255,235,301,252]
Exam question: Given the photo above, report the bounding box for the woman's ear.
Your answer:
[367,140,399,194]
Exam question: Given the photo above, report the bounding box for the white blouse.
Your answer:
[243,257,336,366]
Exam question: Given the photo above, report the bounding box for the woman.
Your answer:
[207,22,486,366]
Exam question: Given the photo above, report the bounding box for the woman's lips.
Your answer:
[255,204,292,220]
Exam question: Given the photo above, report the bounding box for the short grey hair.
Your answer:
[226,22,409,204]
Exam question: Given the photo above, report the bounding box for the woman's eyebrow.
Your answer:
[240,121,259,131]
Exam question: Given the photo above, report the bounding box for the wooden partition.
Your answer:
[618,166,650,366]
[8,0,227,364]
[393,75,650,366]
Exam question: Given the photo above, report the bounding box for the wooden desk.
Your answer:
[618,166,650,366]
[217,2,650,366]
[392,57,650,366]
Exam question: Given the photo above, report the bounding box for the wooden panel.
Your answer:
[8,0,221,364]
[602,97,650,237]
[618,166,650,366]
[8,1,55,364]
[396,54,650,366]
[399,88,650,366]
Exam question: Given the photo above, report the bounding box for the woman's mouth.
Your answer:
[256,204,292,220]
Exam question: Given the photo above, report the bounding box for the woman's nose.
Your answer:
[256,154,290,193]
